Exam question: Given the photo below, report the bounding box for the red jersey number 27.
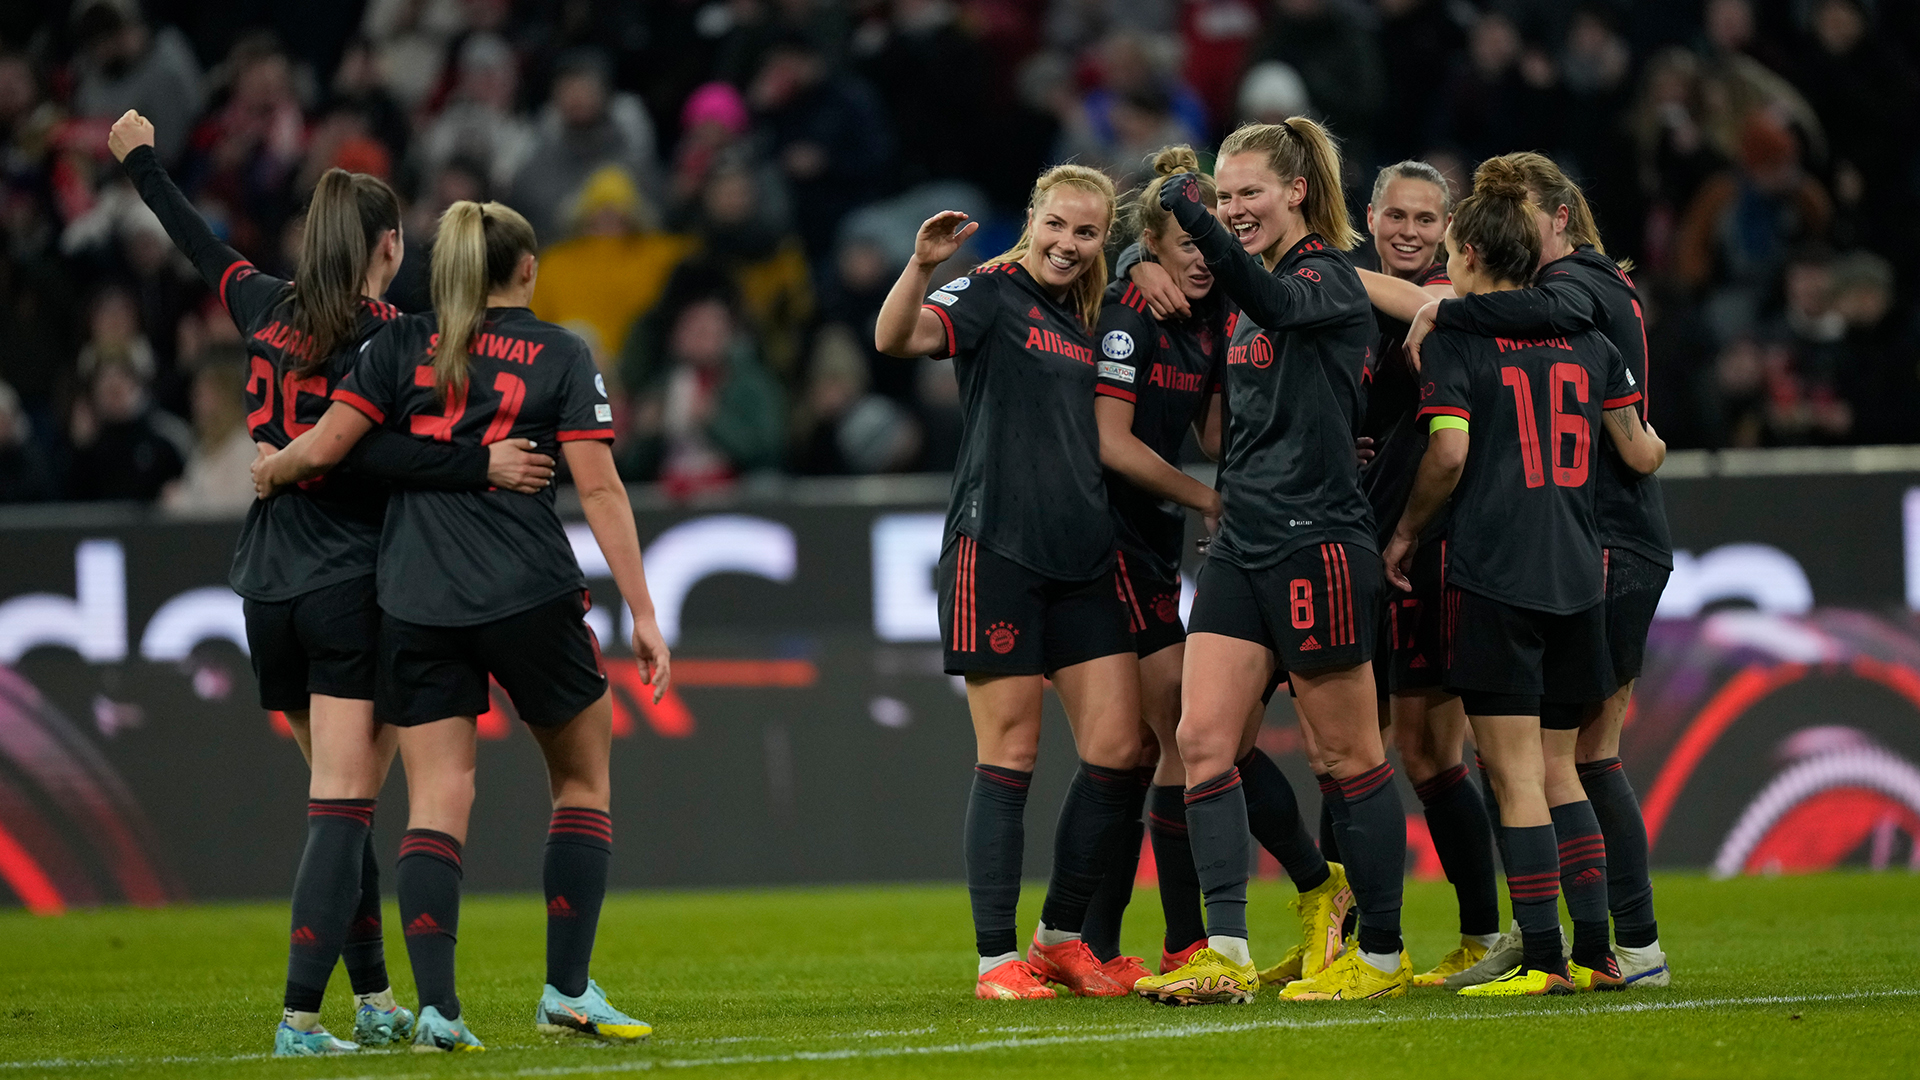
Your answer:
[409,366,525,443]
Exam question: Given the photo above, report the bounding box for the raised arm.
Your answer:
[875,211,978,358]
[1161,173,1356,333]
[563,439,670,701]
[1095,396,1222,533]
[1433,274,1599,338]
[1358,268,1453,323]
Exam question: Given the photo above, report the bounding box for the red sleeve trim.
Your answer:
[1095,384,1136,403]
[1417,405,1470,420]
[923,303,957,359]
[330,388,385,424]
[556,429,616,442]
[1604,392,1643,410]
[217,259,253,313]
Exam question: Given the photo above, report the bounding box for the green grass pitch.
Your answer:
[0,873,1915,1079]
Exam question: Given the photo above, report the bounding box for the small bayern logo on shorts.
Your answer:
[1152,594,1179,624]
[987,621,1020,654]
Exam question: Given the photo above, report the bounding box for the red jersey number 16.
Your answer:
[1500,362,1590,489]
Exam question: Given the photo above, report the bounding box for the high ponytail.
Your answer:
[976,163,1117,331]
[1129,144,1217,246]
[1448,163,1540,286]
[429,200,537,403]
[290,168,400,372]
[1217,118,1363,251]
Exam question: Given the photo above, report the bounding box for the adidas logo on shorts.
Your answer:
[1299,635,1322,651]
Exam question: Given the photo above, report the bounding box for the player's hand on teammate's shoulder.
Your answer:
[1130,260,1190,321]
[1404,300,1442,370]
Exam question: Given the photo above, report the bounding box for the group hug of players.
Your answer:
[876,119,1674,1002]
[107,109,669,1053]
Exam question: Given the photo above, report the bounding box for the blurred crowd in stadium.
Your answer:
[0,0,1916,509]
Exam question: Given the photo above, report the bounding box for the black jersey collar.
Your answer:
[1277,232,1330,268]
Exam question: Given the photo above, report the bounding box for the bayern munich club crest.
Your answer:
[987,621,1019,654]
[1152,593,1179,624]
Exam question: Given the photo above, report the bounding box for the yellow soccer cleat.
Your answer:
[1135,948,1259,1005]
[1256,942,1306,988]
[1277,947,1411,1002]
[1290,863,1354,980]
[1412,936,1493,987]
[1567,955,1625,992]
[1456,965,1576,997]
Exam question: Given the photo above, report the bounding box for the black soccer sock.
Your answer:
[1314,772,1342,862]
[1335,763,1405,957]
[1502,823,1565,976]
[1081,768,1151,962]
[1147,784,1205,953]
[1238,749,1329,892]
[966,764,1030,958]
[284,799,374,1012]
[1041,761,1140,935]
[397,829,464,1019]
[545,807,612,998]
[1413,764,1501,937]
[342,830,390,995]
[1578,757,1659,948]
[1551,800,1610,968]
[1184,768,1252,940]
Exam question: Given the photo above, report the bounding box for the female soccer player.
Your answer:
[1382,169,1663,995]
[255,201,670,1049]
[1406,153,1673,989]
[108,112,550,1056]
[1134,118,1409,1005]
[875,165,1145,1000]
[1352,162,1505,987]
[1081,146,1225,981]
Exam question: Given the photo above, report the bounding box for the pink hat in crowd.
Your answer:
[682,81,750,135]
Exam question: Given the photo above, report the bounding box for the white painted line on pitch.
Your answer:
[7,989,1914,1075]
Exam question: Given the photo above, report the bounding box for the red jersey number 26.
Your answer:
[409,366,525,443]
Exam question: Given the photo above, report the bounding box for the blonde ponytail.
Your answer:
[290,168,399,372]
[1217,118,1363,251]
[429,200,537,402]
[977,163,1117,331]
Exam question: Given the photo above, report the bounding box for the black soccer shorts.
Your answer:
[1114,549,1187,659]
[1443,586,1616,728]
[938,534,1134,677]
[1604,547,1670,683]
[1384,537,1447,695]
[245,575,381,710]
[379,589,609,727]
[1187,541,1382,674]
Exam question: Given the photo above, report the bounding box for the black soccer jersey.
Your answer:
[1433,247,1671,568]
[120,145,487,603]
[1092,278,1223,579]
[1362,261,1452,547]
[923,261,1113,581]
[1417,325,1638,614]
[333,308,614,626]
[1188,230,1379,569]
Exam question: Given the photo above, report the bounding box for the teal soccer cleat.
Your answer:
[534,980,653,1042]
[353,999,416,1046]
[272,1022,356,1057]
[410,1005,485,1052]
